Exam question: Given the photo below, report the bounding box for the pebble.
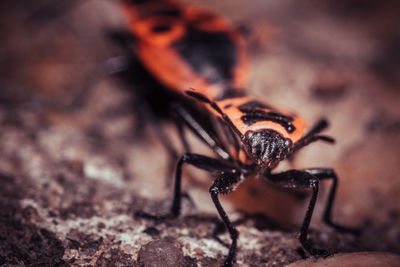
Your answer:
[138,240,184,267]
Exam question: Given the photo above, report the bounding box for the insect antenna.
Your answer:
[292,119,335,154]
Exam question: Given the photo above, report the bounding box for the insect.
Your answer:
[119,0,359,266]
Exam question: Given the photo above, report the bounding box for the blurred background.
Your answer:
[0,0,399,266]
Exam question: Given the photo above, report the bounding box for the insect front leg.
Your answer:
[304,168,361,235]
[209,171,243,267]
[267,169,329,256]
[135,153,237,220]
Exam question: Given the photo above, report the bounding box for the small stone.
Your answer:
[138,240,184,267]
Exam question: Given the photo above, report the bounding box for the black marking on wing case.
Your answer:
[241,109,295,133]
[238,100,276,112]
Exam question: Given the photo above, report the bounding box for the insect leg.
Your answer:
[155,108,193,188]
[267,169,328,256]
[172,103,231,160]
[209,171,242,267]
[170,103,192,153]
[139,100,180,158]
[305,168,361,235]
[127,89,186,186]
[175,115,191,152]
[135,153,237,220]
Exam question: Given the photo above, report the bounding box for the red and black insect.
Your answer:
[118,0,359,266]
